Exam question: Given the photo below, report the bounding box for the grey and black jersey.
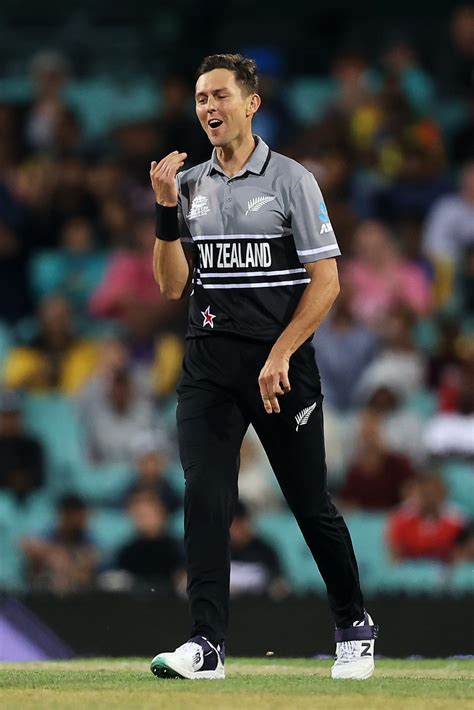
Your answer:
[176,136,341,341]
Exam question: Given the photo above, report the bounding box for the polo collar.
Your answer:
[208,135,270,177]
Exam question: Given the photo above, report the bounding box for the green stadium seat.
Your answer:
[345,513,391,591]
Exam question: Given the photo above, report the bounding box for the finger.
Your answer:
[272,373,284,396]
[151,151,185,176]
[259,383,273,414]
[269,393,281,414]
[165,160,185,178]
[280,370,291,393]
[156,155,187,180]
[151,152,177,174]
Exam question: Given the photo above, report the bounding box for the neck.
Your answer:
[216,133,257,177]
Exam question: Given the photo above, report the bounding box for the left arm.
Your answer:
[258,258,339,414]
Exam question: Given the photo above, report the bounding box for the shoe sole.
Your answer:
[150,657,225,680]
[331,665,375,680]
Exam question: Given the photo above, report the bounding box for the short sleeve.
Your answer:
[289,171,341,264]
[176,172,193,243]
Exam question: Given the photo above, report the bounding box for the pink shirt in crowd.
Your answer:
[90,250,163,318]
[343,259,432,326]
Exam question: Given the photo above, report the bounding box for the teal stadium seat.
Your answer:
[286,78,336,125]
[88,508,135,559]
[0,321,12,371]
[376,561,445,594]
[450,563,474,595]
[440,461,474,517]
[256,512,326,593]
[345,513,391,592]
[69,461,135,505]
[23,394,84,495]
[0,490,56,592]
[0,493,25,591]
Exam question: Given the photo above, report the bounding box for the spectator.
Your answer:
[125,430,181,514]
[0,389,44,501]
[115,491,185,591]
[89,215,185,394]
[343,220,432,329]
[30,217,108,319]
[424,349,474,458]
[0,219,32,325]
[438,5,474,101]
[356,305,427,401]
[339,410,416,511]
[313,286,379,411]
[361,384,426,464]
[21,494,98,593]
[81,367,155,464]
[387,473,468,562]
[230,501,288,597]
[24,51,71,154]
[422,162,474,304]
[3,295,97,394]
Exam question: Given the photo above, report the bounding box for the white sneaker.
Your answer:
[150,635,225,680]
[331,611,378,680]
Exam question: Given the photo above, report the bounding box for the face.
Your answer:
[195,68,260,147]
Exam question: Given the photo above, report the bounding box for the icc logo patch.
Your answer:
[188,195,210,220]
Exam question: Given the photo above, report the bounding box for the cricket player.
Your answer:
[149,53,377,680]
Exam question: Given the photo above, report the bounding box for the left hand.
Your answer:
[258,349,291,414]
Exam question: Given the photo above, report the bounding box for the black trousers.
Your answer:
[177,335,364,646]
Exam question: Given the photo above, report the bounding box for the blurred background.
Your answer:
[0,0,472,659]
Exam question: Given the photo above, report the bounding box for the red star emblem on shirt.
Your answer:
[201,305,216,328]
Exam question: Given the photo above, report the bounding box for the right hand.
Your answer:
[150,151,187,207]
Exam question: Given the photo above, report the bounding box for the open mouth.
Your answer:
[208,119,223,129]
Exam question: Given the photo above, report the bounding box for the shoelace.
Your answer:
[336,641,359,663]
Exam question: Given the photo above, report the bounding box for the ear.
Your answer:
[246,93,261,117]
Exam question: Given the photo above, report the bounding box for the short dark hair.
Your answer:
[196,53,258,95]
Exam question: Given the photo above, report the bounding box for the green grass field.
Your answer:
[0,658,473,710]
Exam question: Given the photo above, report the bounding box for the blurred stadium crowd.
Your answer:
[0,4,472,598]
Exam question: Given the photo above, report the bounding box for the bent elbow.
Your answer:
[160,286,183,300]
[160,282,186,300]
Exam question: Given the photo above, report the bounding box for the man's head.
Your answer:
[58,494,88,537]
[415,473,447,518]
[195,54,261,148]
[230,500,254,547]
[128,491,168,539]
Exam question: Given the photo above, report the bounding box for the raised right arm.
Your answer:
[150,152,192,300]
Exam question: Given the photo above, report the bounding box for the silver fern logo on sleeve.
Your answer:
[295,402,317,431]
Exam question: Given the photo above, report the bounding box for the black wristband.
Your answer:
[155,203,179,242]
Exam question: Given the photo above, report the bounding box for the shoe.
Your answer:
[331,610,378,680]
[150,635,225,680]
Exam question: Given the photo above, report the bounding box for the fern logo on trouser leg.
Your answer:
[295,402,317,431]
